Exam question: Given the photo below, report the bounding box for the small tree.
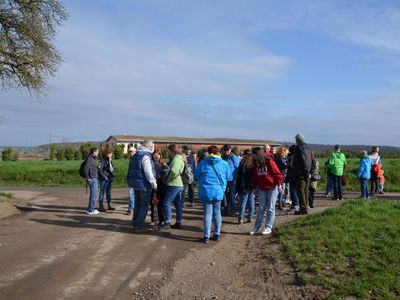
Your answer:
[161,148,170,160]
[74,149,82,160]
[112,144,125,159]
[80,143,92,159]
[64,146,74,160]
[55,148,65,161]
[2,147,13,161]
[49,144,56,160]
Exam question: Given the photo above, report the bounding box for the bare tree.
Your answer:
[0,0,68,95]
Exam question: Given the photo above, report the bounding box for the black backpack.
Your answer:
[79,159,87,178]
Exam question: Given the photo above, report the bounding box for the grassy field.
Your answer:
[276,200,400,299]
[0,158,399,191]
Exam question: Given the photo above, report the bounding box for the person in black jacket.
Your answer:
[83,147,99,214]
[292,133,315,215]
[236,149,255,224]
[98,149,115,212]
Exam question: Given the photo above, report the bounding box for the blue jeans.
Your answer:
[277,182,287,205]
[202,200,222,239]
[163,186,184,224]
[326,174,334,195]
[224,181,236,214]
[360,178,369,198]
[128,187,135,211]
[132,189,151,230]
[87,179,98,212]
[254,187,279,230]
[98,178,114,208]
[239,192,255,220]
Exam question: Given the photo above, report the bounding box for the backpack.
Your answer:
[79,159,87,178]
[181,162,194,185]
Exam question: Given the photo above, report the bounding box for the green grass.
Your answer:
[0,190,14,203]
[276,200,400,299]
[0,160,130,187]
[0,158,399,190]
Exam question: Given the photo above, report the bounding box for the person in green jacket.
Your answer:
[161,144,186,230]
[327,145,347,200]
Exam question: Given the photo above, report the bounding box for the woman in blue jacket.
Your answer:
[194,145,231,244]
[357,150,372,199]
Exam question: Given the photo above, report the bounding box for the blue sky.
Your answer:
[1,0,400,146]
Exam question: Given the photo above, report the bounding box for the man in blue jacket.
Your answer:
[195,145,231,243]
[357,150,372,199]
[221,144,240,216]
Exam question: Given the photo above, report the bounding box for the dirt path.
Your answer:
[0,188,395,299]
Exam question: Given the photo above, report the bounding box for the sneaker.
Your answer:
[203,237,209,244]
[277,203,283,210]
[246,218,253,224]
[98,207,107,212]
[126,209,133,215]
[250,229,260,236]
[262,227,272,235]
[325,193,331,198]
[238,218,244,225]
[86,210,99,215]
[149,222,157,226]
[107,206,116,210]
[160,223,171,230]
[294,210,308,215]
[171,222,182,229]
[378,191,384,195]
[212,234,220,242]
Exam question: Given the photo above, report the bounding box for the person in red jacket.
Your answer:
[250,147,284,236]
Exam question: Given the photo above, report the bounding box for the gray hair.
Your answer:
[142,140,154,147]
[360,150,368,156]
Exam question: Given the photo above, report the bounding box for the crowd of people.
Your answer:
[80,134,385,243]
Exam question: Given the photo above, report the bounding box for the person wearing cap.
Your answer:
[292,133,315,215]
[126,146,136,215]
[182,145,197,207]
[327,145,347,201]
[194,145,231,244]
[221,144,240,216]
[357,150,372,199]
[127,141,157,232]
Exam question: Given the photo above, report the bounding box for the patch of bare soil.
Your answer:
[0,200,20,219]
[160,198,340,300]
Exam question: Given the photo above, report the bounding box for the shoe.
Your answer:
[309,205,314,208]
[107,206,116,210]
[98,207,107,212]
[246,218,253,223]
[133,228,144,234]
[171,222,182,229]
[126,209,133,215]
[294,210,308,215]
[378,191,384,195]
[238,218,244,225]
[86,210,99,215]
[339,198,344,201]
[250,229,260,236]
[325,193,331,198]
[212,234,220,242]
[277,203,283,210]
[262,227,272,235]
[149,222,157,226]
[160,223,171,230]
[203,237,209,244]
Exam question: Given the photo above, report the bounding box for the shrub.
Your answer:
[55,148,65,161]
[49,144,56,160]
[1,147,18,161]
[112,144,125,159]
[80,143,92,159]
[64,146,75,160]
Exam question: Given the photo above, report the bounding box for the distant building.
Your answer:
[105,135,278,153]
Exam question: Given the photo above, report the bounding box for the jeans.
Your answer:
[289,180,299,210]
[128,187,135,211]
[224,181,236,214]
[254,187,279,230]
[360,178,369,198]
[296,178,309,212]
[239,192,255,220]
[98,178,114,208]
[132,189,152,230]
[326,174,334,195]
[163,186,184,224]
[202,200,222,239]
[332,175,343,200]
[277,182,287,206]
[182,183,195,204]
[370,172,378,194]
[87,179,98,212]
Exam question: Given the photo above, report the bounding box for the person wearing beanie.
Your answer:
[195,145,231,244]
[292,133,315,215]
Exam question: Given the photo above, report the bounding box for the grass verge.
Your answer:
[276,200,400,299]
[0,191,14,202]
